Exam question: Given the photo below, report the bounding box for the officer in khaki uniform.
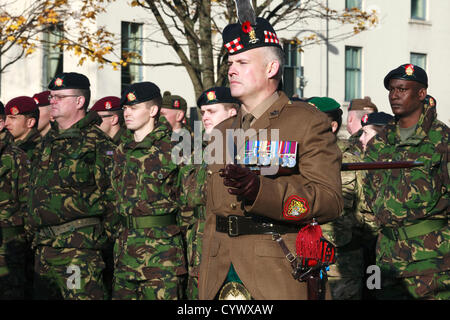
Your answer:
[198,7,343,300]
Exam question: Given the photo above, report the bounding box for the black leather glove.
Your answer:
[219,164,260,204]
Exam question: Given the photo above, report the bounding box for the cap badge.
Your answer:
[405,64,415,76]
[207,91,216,101]
[105,101,112,110]
[362,114,369,124]
[34,98,39,104]
[127,92,136,102]
[54,78,64,87]
[283,195,309,221]
[173,100,180,108]
[242,20,259,44]
[11,106,19,115]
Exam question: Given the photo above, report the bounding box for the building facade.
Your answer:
[1,0,449,130]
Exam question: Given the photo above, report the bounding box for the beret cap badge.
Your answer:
[127,92,136,102]
[54,78,64,87]
[173,99,180,108]
[105,101,112,110]
[361,114,369,124]
[11,106,19,115]
[207,91,216,101]
[405,64,415,76]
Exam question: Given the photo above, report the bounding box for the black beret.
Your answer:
[196,87,240,108]
[161,91,187,112]
[120,81,161,106]
[48,72,90,90]
[361,112,394,127]
[384,64,428,89]
[223,17,282,55]
[0,101,4,115]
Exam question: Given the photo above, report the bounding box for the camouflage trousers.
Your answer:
[112,274,187,300]
[327,247,365,300]
[0,230,27,300]
[33,246,106,300]
[185,219,205,300]
[375,270,450,300]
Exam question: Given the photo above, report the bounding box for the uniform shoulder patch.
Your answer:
[283,195,309,220]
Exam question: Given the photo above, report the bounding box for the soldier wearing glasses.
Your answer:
[27,72,115,299]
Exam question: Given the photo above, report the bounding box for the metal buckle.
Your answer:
[228,215,239,237]
[286,252,296,263]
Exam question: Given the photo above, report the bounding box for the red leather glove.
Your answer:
[219,164,260,204]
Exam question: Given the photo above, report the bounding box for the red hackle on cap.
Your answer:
[295,219,323,267]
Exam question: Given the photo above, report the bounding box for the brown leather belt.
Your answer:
[216,215,299,237]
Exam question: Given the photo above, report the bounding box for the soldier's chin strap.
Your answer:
[272,219,336,300]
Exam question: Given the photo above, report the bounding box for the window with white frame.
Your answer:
[410,53,427,70]
[411,0,426,20]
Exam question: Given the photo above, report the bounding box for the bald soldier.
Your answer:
[198,6,343,300]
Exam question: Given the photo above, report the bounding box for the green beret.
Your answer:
[384,64,428,89]
[161,91,187,112]
[307,97,341,113]
[48,72,90,90]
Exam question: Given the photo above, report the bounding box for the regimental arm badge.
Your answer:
[283,195,309,220]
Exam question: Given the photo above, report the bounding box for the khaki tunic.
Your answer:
[198,91,343,300]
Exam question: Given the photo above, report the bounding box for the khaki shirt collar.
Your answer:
[241,92,279,123]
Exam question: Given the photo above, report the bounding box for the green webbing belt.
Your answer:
[123,214,177,229]
[381,219,447,241]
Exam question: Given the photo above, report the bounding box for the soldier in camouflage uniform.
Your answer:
[364,64,449,300]
[27,72,115,300]
[0,118,29,299]
[32,91,53,138]
[110,82,187,300]
[90,96,128,146]
[308,97,371,300]
[4,96,41,160]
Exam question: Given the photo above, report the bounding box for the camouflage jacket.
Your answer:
[14,128,41,160]
[363,101,449,277]
[27,112,115,246]
[111,122,187,280]
[322,139,370,247]
[0,130,29,228]
[111,126,129,146]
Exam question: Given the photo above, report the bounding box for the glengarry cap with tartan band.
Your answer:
[48,72,90,90]
[361,112,394,127]
[32,91,50,107]
[90,96,122,112]
[161,91,187,112]
[197,87,240,108]
[5,96,38,115]
[120,81,161,106]
[384,64,428,90]
[223,17,282,55]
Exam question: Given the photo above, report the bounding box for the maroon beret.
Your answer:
[90,96,122,112]
[32,91,50,107]
[5,96,38,115]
